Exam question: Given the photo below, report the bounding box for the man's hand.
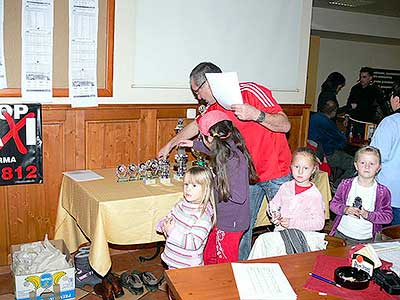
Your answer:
[231,103,259,121]
[158,144,172,160]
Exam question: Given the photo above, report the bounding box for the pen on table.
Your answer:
[309,272,341,288]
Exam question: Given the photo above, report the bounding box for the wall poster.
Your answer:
[0,103,43,185]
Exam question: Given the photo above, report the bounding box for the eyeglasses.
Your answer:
[192,80,207,95]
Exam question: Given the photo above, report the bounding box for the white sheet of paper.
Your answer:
[205,72,243,110]
[370,241,400,276]
[69,0,99,107]
[231,263,297,300]
[21,0,54,101]
[63,170,104,182]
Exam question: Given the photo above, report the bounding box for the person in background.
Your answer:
[179,110,257,264]
[346,67,384,123]
[269,147,325,231]
[370,79,400,225]
[308,100,355,188]
[329,146,393,246]
[317,72,346,114]
[158,62,292,261]
[156,166,216,269]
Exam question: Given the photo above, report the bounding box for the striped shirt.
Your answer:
[157,199,214,269]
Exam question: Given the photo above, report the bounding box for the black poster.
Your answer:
[0,103,43,185]
[373,68,400,114]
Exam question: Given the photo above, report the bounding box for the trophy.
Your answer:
[116,164,128,182]
[174,152,188,180]
[127,163,138,181]
[174,118,188,180]
[138,162,147,180]
[158,159,171,184]
[143,159,158,185]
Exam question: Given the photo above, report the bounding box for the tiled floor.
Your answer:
[0,244,168,300]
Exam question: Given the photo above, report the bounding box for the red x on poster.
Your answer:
[0,103,43,185]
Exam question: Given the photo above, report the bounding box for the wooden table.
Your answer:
[165,247,348,300]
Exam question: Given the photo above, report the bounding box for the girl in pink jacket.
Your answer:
[269,147,325,231]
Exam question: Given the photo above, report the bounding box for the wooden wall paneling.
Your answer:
[140,109,157,161]
[7,185,29,245]
[85,107,141,169]
[7,114,67,247]
[156,106,198,161]
[74,110,86,170]
[0,187,10,265]
[282,104,310,150]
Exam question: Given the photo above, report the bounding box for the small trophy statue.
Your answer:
[143,159,158,185]
[159,159,171,185]
[116,164,128,182]
[174,152,188,180]
[138,162,147,180]
[174,118,188,180]
[128,163,138,181]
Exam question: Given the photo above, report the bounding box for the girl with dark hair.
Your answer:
[317,72,346,113]
[179,110,257,264]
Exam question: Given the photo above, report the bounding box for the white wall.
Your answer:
[316,38,400,108]
[111,0,312,105]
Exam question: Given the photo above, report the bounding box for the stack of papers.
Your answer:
[370,241,400,275]
[232,263,297,300]
[63,170,104,182]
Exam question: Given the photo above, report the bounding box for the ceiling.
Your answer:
[313,0,400,18]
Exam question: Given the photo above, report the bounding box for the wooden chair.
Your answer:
[324,235,346,249]
[380,225,400,240]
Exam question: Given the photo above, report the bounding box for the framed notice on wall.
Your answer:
[0,103,43,185]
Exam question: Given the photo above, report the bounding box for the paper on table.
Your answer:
[205,72,243,110]
[231,263,297,300]
[63,170,104,182]
[370,241,400,275]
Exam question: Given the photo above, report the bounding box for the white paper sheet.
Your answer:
[21,0,53,101]
[0,0,7,89]
[231,263,297,300]
[205,72,243,110]
[69,0,98,107]
[63,170,104,182]
[371,241,400,275]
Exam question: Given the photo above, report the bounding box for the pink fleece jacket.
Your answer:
[269,179,325,231]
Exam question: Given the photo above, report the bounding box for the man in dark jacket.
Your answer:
[346,67,383,123]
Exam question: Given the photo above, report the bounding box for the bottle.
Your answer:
[349,124,354,143]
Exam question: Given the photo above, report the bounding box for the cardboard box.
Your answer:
[11,240,75,300]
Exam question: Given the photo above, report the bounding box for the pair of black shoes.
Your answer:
[94,273,124,300]
[120,270,164,295]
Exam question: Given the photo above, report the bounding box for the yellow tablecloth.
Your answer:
[55,169,184,276]
[55,169,331,276]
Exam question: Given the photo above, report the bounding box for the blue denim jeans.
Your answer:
[391,207,400,226]
[238,174,292,261]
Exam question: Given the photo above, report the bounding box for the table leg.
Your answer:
[139,242,164,262]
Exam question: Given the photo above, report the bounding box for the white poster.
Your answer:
[69,0,98,107]
[0,0,7,89]
[21,0,53,101]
